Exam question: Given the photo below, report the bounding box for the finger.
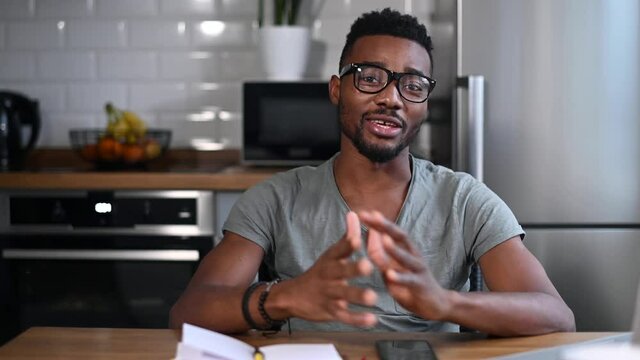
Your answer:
[325,284,378,306]
[331,305,378,328]
[359,211,416,253]
[382,235,425,272]
[366,228,389,269]
[323,211,362,260]
[385,268,423,285]
[323,258,374,280]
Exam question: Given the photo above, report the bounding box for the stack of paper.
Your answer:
[175,324,342,360]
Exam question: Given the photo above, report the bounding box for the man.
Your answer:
[170,8,575,336]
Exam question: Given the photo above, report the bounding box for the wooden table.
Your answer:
[0,327,623,360]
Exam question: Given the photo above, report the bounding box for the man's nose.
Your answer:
[373,81,403,108]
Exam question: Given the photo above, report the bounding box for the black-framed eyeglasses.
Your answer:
[339,63,436,103]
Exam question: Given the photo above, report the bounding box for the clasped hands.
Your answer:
[278,211,452,328]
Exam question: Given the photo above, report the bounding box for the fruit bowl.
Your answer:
[70,129,171,169]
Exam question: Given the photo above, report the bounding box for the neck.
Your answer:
[333,142,412,194]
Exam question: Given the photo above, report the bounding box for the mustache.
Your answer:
[362,108,407,128]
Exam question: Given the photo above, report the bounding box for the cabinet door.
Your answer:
[214,191,243,245]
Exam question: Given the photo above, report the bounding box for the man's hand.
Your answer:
[360,210,452,321]
[276,211,378,327]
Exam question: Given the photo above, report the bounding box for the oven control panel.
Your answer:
[0,190,214,235]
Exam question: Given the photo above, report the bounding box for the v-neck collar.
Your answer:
[328,153,416,228]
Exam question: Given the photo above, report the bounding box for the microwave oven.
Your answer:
[242,82,341,166]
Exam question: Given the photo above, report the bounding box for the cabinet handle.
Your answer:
[2,249,199,261]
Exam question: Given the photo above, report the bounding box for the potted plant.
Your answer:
[257,0,311,80]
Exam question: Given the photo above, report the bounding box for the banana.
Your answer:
[104,103,147,142]
[122,110,147,138]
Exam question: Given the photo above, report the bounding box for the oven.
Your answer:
[0,190,214,344]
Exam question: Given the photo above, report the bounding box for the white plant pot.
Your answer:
[259,26,311,81]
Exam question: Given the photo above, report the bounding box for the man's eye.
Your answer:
[405,83,425,92]
[361,75,381,83]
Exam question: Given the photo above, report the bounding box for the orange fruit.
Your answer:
[123,144,145,164]
[144,139,162,159]
[98,137,123,161]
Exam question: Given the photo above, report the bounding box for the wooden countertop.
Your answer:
[0,149,289,190]
[0,327,624,360]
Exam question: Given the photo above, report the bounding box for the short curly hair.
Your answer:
[339,8,434,74]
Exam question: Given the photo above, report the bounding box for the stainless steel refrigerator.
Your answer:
[453,0,640,331]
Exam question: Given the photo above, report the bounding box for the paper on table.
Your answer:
[180,324,253,360]
[176,323,341,360]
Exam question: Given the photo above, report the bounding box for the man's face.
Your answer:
[330,35,431,163]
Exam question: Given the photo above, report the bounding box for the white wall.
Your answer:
[0,0,433,149]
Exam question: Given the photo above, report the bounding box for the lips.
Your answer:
[363,114,403,138]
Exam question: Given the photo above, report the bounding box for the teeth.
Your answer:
[371,119,397,127]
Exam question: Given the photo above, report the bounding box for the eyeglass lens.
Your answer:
[355,66,432,102]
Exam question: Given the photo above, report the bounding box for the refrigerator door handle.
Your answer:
[454,75,485,182]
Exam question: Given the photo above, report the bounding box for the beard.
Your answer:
[338,102,425,163]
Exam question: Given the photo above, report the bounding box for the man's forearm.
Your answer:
[169,285,260,333]
[434,291,576,336]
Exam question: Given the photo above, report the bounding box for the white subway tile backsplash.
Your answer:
[307,48,340,79]
[67,20,127,48]
[215,117,240,148]
[218,50,261,81]
[0,83,66,111]
[317,0,406,18]
[156,111,239,149]
[7,21,64,49]
[156,114,215,148]
[40,112,97,147]
[96,0,158,17]
[0,52,36,80]
[312,18,352,46]
[68,83,127,111]
[129,82,187,111]
[188,82,241,111]
[192,21,251,47]
[159,0,217,16]
[160,51,218,80]
[99,51,157,79]
[0,0,35,19]
[219,0,258,18]
[1,0,432,149]
[130,21,189,48]
[38,51,96,79]
[35,0,92,18]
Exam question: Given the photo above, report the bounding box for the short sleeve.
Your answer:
[222,181,279,254]
[459,177,525,262]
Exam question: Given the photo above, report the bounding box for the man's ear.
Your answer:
[329,75,341,105]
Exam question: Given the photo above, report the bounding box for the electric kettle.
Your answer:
[0,91,41,170]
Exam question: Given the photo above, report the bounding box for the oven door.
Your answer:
[0,234,211,344]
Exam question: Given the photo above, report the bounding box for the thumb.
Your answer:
[324,211,362,259]
[345,211,362,250]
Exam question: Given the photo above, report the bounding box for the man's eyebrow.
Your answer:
[357,61,430,77]
[358,60,386,67]
[404,67,428,77]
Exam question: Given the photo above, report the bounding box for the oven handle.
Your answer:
[1,249,200,262]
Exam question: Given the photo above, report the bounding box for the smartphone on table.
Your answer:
[376,339,438,360]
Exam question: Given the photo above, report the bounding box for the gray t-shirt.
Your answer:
[223,154,524,332]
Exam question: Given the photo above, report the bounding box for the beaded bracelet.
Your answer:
[241,281,265,330]
[258,279,286,330]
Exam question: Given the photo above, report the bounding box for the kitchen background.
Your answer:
[0,0,449,152]
[3,0,638,337]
